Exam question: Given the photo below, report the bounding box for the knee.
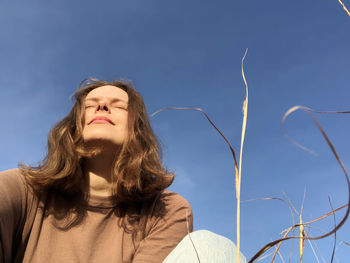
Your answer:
[189,230,236,247]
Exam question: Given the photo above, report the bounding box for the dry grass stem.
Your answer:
[276,246,286,263]
[305,230,323,263]
[281,106,317,155]
[328,197,336,263]
[299,189,306,263]
[242,193,318,262]
[337,0,350,16]
[237,48,249,263]
[186,209,200,262]
[303,203,349,225]
[255,251,274,262]
[281,106,350,155]
[249,202,349,262]
[273,228,292,263]
[283,191,300,219]
[151,107,239,178]
[264,239,286,263]
[282,192,296,263]
[242,195,298,262]
[299,215,305,263]
[241,196,295,262]
[249,105,350,262]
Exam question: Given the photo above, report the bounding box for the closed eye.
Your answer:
[111,103,128,110]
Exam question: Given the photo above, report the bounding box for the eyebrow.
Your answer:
[84,97,128,104]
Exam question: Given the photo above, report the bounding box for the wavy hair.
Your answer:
[20,79,174,203]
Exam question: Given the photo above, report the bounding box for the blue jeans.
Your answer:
[163,230,247,263]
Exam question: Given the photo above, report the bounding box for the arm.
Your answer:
[132,191,193,263]
[0,169,29,263]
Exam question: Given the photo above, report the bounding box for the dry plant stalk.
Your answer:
[337,0,350,16]
[244,192,324,262]
[299,215,305,262]
[151,107,239,175]
[282,192,297,262]
[186,209,200,262]
[328,197,336,263]
[255,251,274,262]
[250,203,350,261]
[242,196,295,262]
[299,190,306,263]
[305,229,323,263]
[249,106,350,262]
[152,50,249,263]
[250,200,349,262]
[237,48,249,263]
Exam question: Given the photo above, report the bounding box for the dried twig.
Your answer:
[281,106,350,154]
[255,251,274,262]
[337,0,350,17]
[151,107,239,177]
[328,197,336,263]
[305,229,323,263]
[299,189,306,263]
[249,106,350,262]
[241,196,295,262]
[237,48,249,263]
[282,192,296,263]
[186,209,200,262]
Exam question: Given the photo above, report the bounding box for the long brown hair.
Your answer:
[20,78,174,203]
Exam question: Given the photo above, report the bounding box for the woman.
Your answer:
[0,79,193,262]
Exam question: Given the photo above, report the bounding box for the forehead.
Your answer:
[85,85,128,102]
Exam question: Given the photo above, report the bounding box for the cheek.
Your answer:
[124,116,130,134]
[81,112,93,135]
[82,110,93,128]
[124,116,129,128]
[83,110,90,123]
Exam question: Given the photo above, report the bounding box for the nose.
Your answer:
[96,102,111,113]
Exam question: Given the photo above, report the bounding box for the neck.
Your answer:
[83,149,119,197]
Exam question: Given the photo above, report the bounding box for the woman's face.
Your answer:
[82,85,129,147]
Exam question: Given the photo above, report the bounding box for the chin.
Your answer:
[83,137,123,148]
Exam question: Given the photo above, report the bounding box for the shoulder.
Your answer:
[157,190,192,210]
[149,190,193,225]
[0,168,28,195]
[0,168,36,212]
[0,167,23,178]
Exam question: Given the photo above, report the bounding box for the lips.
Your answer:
[89,116,115,125]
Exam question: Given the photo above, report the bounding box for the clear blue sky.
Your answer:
[1,0,350,261]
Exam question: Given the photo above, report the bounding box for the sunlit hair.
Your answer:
[20,78,174,203]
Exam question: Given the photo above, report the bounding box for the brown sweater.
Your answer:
[0,169,193,263]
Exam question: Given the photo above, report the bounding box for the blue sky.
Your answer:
[1,0,350,261]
